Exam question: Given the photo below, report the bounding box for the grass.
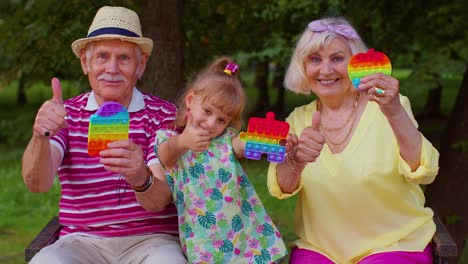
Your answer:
[0,69,463,263]
[0,147,60,264]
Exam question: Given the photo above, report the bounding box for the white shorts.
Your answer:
[29,233,187,264]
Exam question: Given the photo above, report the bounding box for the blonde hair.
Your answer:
[175,57,245,130]
[284,17,368,94]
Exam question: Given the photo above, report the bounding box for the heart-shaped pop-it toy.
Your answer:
[348,48,392,89]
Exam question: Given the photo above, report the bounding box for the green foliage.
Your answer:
[446,214,462,225]
[0,147,60,263]
[0,79,84,149]
[0,79,84,107]
[0,109,34,147]
[452,140,468,153]
[460,239,468,264]
[1,0,466,114]
[343,0,468,105]
[400,67,463,115]
[0,0,137,96]
[183,0,327,76]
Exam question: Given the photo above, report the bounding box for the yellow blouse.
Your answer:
[267,95,439,264]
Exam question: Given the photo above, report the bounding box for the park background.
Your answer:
[0,0,467,263]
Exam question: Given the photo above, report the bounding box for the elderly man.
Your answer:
[22,6,186,263]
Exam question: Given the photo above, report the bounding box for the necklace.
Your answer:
[322,113,356,146]
[317,93,360,146]
[317,92,360,132]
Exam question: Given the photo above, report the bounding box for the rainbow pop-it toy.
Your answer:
[348,48,392,89]
[239,112,289,163]
[88,102,129,156]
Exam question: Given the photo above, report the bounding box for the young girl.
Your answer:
[154,57,287,263]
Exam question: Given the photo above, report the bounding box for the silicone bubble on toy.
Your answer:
[239,112,289,163]
[88,102,129,156]
[348,48,392,89]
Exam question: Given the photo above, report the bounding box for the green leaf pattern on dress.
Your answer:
[189,163,204,179]
[198,211,216,229]
[241,200,253,216]
[232,214,244,232]
[218,168,231,183]
[155,128,287,263]
[254,249,272,263]
[210,188,223,200]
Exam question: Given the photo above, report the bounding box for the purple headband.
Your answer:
[224,62,239,76]
[308,20,360,40]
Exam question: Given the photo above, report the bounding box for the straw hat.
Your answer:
[71,6,153,57]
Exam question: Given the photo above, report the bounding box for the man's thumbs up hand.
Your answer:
[33,77,68,137]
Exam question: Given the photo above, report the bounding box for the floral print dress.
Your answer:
[155,128,287,264]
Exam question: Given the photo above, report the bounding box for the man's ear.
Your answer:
[137,54,149,79]
[79,50,88,75]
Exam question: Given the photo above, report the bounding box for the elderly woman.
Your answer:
[268,17,439,264]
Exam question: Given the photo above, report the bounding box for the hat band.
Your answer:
[88,27,141,38]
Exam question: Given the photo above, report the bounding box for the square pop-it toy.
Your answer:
[239,112,289,163]
[88,102,129,156]
[348,48,392,89]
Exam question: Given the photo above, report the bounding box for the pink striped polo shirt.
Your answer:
[50,88,179,238]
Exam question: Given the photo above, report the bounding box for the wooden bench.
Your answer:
[25,216,60,262]
[432,212,458,264]
[25,213,457,263]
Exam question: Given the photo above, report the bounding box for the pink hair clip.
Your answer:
[224,62,239,76]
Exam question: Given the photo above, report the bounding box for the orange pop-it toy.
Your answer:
[88,102,129,156]
[348,48,392,89]
[239,112,289,163]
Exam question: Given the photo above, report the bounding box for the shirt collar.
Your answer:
[85,87,145,113]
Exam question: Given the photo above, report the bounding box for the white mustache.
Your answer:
[97,74,126,82]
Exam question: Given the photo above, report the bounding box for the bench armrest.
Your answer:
[25,216,61,262]
[432,212,457,260]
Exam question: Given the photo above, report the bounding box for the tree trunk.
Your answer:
[424,85,442,117]
[139,0,184,102]
[273,64,285,118]
[253,61,270,115]
[17,70,26,106]
[422,72,443,118]
[425,65,468,263]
